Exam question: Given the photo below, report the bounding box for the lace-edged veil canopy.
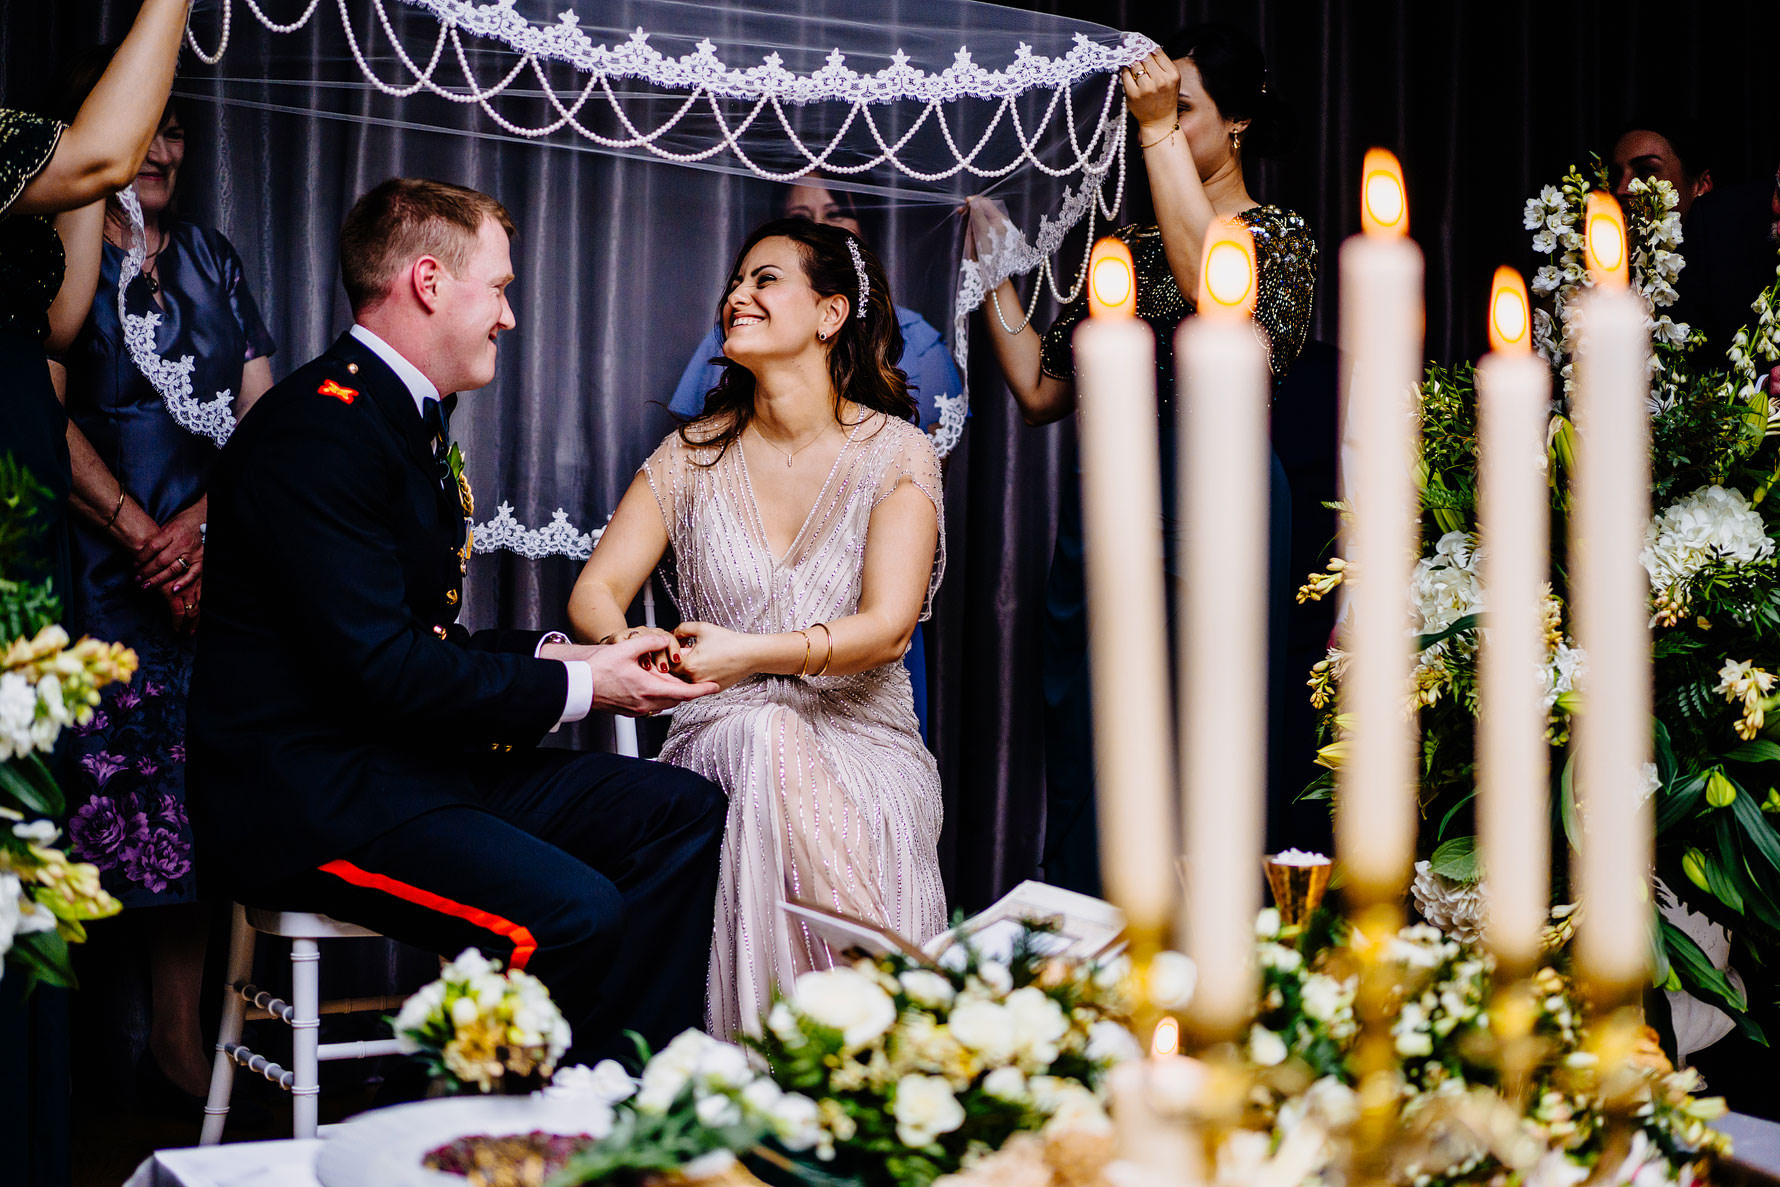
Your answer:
[155,0,1151,556]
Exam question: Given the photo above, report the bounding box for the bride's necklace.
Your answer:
[750,423,829,469]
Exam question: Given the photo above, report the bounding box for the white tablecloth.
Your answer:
[123,1139,322,1187]
[125,1114,1780,1187]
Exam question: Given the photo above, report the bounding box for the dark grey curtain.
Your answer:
[7,1,1780,918]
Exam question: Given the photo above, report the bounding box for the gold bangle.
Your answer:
[810,622,834,677]
[1139,120,1181,150]
[103,488,127,530]
[795,629,812,677]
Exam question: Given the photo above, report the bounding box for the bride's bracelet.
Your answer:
[795,629,813,677]
[1139,120,1181,150]
[810,622,834,677]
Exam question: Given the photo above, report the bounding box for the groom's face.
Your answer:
[434,216,517,392]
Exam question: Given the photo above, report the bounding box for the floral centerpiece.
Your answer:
[0,457,132,988]
[392,948,572,1094]
[945,912,1727,1187]
[1299,162,1780,1042]
[541,927,1150,1187]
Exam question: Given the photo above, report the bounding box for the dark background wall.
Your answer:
[6,1,1779,911]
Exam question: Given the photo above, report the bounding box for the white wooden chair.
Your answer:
[200,903,409,1143]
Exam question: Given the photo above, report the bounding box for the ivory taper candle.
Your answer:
[1476,266,1553,973]
[1337,149,1425,904]
[1177,217,1268,1040]
[1076,236,1176,942]
[1570,192,1654,995]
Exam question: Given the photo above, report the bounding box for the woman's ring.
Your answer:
[175,556,189,572]
[1133,65,1147,77]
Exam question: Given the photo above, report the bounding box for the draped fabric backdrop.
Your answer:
[5,1,1779,915]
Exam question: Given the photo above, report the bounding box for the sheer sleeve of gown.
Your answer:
[646,416,948,1039]
[871,420,946,621]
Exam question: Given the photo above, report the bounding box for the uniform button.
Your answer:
[346,362,359,375]
[432,625,448,640]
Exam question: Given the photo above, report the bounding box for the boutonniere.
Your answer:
[445,441,474,519]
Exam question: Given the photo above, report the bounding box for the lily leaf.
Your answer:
[1429,836,1479,882]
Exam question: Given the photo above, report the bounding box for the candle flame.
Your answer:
[1087,237,1137,319]
[1360,148,1408,237]
[1150,1016,1181,1058]
[1584,192,1630,289]
[1488,266,1532,354]
[1199,218,1258,318]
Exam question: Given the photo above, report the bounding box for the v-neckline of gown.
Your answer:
[736,414,873,568]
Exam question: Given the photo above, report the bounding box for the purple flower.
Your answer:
[80,752,130,787]
[114,688,142,711]
[142,681,164,698]
[71,710,109,736]
[122,825,191,894]
[68,796,129,870]
[149,792,186,827]
[136,757,160,779]
[166,744,186,764]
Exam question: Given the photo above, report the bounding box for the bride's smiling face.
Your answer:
[721,236,840,365]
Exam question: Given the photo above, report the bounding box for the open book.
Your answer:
[781,880,1126,968]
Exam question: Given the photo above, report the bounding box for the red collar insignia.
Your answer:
[318,378,358,403]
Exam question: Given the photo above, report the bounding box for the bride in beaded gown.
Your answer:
[569,218,947,1039]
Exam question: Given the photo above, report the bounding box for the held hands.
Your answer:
[575,634,719,718]
[135,504,203,595]
[667,622,759,693]
[1122,49,1181,137]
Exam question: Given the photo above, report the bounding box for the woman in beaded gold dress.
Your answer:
[569,219,945,1040]
[971,22,1317,896]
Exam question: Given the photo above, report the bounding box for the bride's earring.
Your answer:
[818,330,829,342]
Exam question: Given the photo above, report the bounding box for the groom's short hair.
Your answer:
[340,178,516,315]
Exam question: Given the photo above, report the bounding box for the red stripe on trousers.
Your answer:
[317,859,540,970]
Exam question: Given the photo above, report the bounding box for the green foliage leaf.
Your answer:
[8,928,74,990]
[0,755,63,818]
[1660,918,1749,1016]
[1429,835,1479,882]
[1727,740,1780,765]
[1415,613,1481,654]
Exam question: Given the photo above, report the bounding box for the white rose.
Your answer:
[1247,1025,1288,1067]
[768,1093,824,1151]
[740,1078,782,1115]
[1091,955,1131,992]
[1300,973,1347,1023]
[1044,1086,1112,1135]
[899,970,957,1010]
[1004,987,1068,1065]
[696,1042,754,1092]
[1085,1020,1142,1065]
[1254,908,1281,939]
[443,949,497,981]
[982,1066,1027,1101]
[1149,952,1197,1010]
[448,995,482,1028]
[680,1150,739,1181]
[947,999,1019,1064]
[891,1074,966,1147]
[792,968,898,1049]
[768,1001,801,1043]
[976,962,1013,995]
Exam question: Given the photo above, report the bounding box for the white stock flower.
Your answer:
[695,1092,743,1128]
[10,819,57,846]
[1532,229,1558,254]
[1299,973,1349,1023]
[976,962,1014,995]
[391,980,446,1051]
[891,1074,966,1147]
[1044,1085,1112,1134]
[792,967,897,1049]
[1149,951,1197,1010]
[1543,641,1585,709]
[899,969,957,1010]
[695,1042,754,1092]
[948,998,1019,1064]
[637,1029,715,1112]
[768,1001,801,1043]
[0,672,34,760]
[549,1060,637,1105]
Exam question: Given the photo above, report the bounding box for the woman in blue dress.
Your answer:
[668,174,963,743]
[59,92,276,1107]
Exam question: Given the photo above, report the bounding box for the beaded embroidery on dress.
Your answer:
[643,413,947,1040]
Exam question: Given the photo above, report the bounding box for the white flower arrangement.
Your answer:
[1641,485,1775,613]
[391,948,571,1094]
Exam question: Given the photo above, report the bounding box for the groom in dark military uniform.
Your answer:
[188,178,724,1057]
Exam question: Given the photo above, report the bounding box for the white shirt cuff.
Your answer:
[559,660,594,726]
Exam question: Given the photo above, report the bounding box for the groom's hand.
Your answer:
[578,635,719,717]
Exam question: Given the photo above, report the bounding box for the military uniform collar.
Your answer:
[348,323,440,419]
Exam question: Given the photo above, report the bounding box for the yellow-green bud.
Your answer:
[1682,849,1710,892]
[1706,769,1738,809]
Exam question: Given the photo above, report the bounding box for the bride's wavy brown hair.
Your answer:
[678,218,913,461]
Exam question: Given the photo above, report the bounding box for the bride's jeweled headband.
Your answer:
[846,237,870,320]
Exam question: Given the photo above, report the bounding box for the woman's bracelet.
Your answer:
[810,622,834,678]
[1139,120,1181,150]
[795,629,813,677]
[103,488,127,530]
